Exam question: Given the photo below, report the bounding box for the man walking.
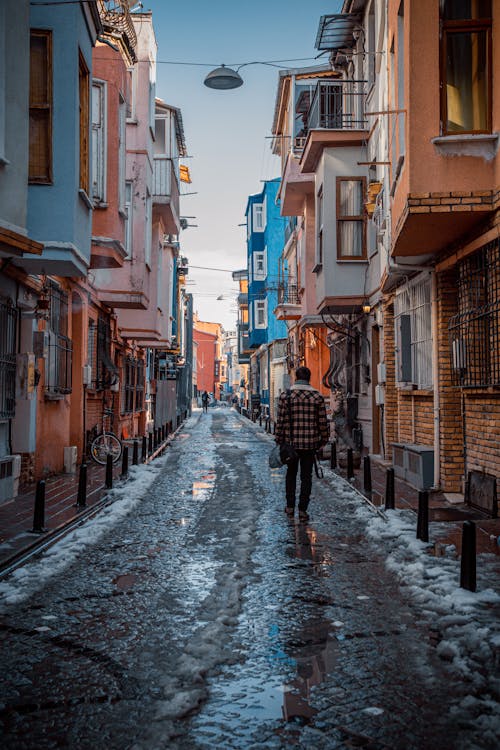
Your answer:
[275,366,329,520]
[201,391,209,413]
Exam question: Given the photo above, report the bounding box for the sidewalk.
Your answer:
[0,436,172,575]
[331,451,500,558]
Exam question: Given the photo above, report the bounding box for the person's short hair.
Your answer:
[295,366,311,382]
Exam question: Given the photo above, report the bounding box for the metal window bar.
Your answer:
[307,80,367,131]
[278,283,300,305]
[49,282,68,337]
[449,239,500,387]
[394,277,433,389]
[0,301,18,419]
[45,333,72,394]
[136,359,144,411]
[122,357,135,413]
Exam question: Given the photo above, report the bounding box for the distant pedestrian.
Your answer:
[275,366,329,521]
[201,391,209,413]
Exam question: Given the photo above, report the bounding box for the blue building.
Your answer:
[246,179,287,412]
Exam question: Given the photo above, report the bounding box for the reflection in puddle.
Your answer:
[192,472,216,500]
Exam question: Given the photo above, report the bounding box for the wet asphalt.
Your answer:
[0,408,497,749]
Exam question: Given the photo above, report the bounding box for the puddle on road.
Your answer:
[192,472,216,500]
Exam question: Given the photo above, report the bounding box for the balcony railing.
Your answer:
[278,283,300,306]
[307,80,367,131]
[98,1,137,52]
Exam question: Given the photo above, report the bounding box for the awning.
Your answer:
[315,14,361,52]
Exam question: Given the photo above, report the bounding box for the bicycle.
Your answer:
[89,406,122,465]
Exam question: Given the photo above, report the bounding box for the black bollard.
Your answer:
[460,520,476,592]
[331,441,337,470]
[347,448,354,480]
[273,421,276,435]
[105,453,113,489]
[148,432,153,455]
[259,414,262,427]
[363,455,372,494]
[153,429,157,450]
[385,467,395,509]
[141,435,147,462]
[121,446,129,479]
[132,440,139,466]
[32,479,46,533]
[76,462,87,508]
[416,490,429,542]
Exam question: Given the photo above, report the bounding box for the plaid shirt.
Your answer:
[275,384,329,451]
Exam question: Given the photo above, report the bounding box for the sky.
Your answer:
[139,0,342,331]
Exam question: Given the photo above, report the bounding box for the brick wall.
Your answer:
[465,396,500,478]
[437,268,464,492]
[397,393,433,445]
[19,453,35,488]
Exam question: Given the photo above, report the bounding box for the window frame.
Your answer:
[79,50,90,195]
[253,249,267,280]
[394,274,433,389]
[253,202,265,232]
[440,5,492,136]
[124,180,133,257]
[254,298,267,329]
[91,79,107,203]
[315,185,323,270]
[29,29,53,184]
[336,176,367,260]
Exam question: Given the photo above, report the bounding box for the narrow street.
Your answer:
[0,408,498,750]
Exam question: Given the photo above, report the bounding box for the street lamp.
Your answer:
[204,64,243,90]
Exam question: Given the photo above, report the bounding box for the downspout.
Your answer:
[431,270,440,489]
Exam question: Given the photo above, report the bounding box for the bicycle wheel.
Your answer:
[90,433,122,465]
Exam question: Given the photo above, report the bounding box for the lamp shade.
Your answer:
[204,65,243,90]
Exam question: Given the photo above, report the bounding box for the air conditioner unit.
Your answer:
[377,362,386,384]
[375,384,385,405]
[83,364,92,386]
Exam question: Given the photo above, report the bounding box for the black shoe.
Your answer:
[298,510,309,522]
[285,506,294,516]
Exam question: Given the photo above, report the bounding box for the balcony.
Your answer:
[275,282,301,321]
[153,157,180,235]
[301,80,369,172]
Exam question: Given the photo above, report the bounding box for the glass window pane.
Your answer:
[441,0,491,20]
[339,180,362,216]
[339,221,363,256]
[30,35,48,104]
[446,30,488,132]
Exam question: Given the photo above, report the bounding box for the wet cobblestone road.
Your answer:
[0,409,498,749]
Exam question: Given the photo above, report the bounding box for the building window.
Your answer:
[440,0,492,135]
[46,283,72,395]
[79,51,90,194]
[253,202,265,232]
[0,300,18,419]
[118,95,126,212]
[91,80,106,203]
[337,177,366,259]
[29,30,52,183]
[136,358,144,410]
[316,186,323,269]
[394,275,432,389]
[126,66,137,120]
[449,239,499,387]
[88,314,118,391]
[124,180,133,257]
[253,250,266,280]
[254,299,267,329]
[122,357,137,413]
[145,190,152,266]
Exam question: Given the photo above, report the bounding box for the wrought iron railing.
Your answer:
[0,301,18,419]
[307,80,367,131]
[45,333,72,395]
[97,1,137,51]
[449,238,500,387]
[278,283,300,306]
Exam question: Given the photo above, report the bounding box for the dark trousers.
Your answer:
[286,449,315,511]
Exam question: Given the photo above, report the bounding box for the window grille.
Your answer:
[449,239,500,387]
[0,301,18,419]
[92,314,118,390]
[136,358,144,410]
[121,357,134,413]
[46,285,72,395]
[394,276,432,389]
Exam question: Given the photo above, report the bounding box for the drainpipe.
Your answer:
[431,270,440,489]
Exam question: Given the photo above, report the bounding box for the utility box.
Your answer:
[16,353,36,399]
[63,446,77,474]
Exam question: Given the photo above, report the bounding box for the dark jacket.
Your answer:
[275,384,329,451]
